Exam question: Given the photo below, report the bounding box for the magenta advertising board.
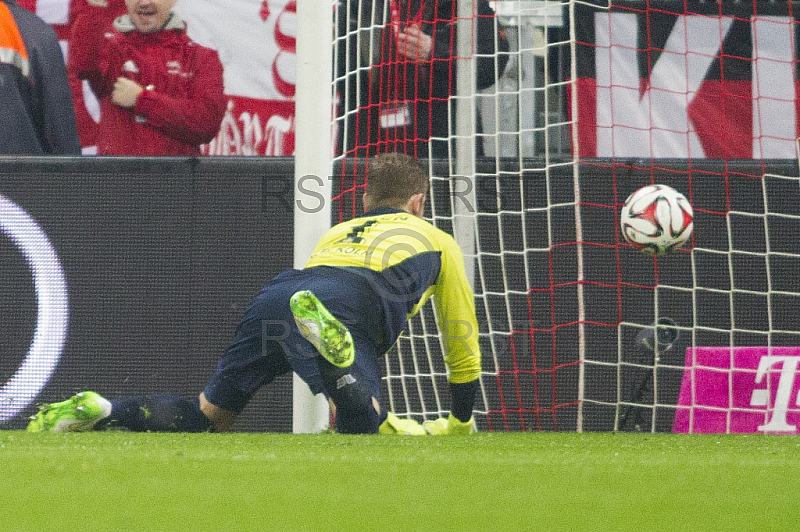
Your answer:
[674,346,800,434]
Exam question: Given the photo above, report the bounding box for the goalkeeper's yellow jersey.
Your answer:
[304,207,481,384]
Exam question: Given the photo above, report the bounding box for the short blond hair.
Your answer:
[365,153,429,208]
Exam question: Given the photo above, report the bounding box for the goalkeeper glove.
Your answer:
[422,414,476,435]
[378,412,426,435]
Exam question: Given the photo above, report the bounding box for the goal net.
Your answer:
[319,0,800,433]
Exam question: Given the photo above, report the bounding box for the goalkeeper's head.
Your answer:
[364,153,429,217]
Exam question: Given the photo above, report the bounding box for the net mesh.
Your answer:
[328,0,800,433]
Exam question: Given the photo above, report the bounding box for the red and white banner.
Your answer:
[24,0,297,155]
[575,1,799,159]
[182,0,297,155]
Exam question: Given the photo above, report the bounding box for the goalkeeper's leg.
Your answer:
[103,393,239,432]
[102,394,215,432]
[316,354,381,434]
[27,392,215,433]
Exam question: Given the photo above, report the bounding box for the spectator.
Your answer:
[67,0,127,149]
[338,0,509,159]
[0,0,81,155]
[68,0,226,155]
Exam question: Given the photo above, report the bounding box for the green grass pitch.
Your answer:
[1,431,797,531]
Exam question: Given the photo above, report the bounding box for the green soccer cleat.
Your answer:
[290,290,355,368]
[26,391,112,433]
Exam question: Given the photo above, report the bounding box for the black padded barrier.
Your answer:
[0,157,294,431]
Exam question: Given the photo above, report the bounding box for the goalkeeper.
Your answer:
[28,153,480,435]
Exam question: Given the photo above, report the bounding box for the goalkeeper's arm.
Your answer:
[427,232,483,434]
[450,379,478,423]
[423,379,479,435]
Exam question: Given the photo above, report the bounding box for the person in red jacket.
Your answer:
[67,0,127,149]
[68,0,226,155]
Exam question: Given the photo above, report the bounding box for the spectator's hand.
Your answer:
[112,77,144,109]
[396,24,432,61]
[86,0,108,6]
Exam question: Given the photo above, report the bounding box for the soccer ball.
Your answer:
[620,184,693,256]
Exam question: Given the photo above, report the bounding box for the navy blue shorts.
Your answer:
[203,267,385,413]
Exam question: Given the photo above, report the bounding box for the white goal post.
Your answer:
[292,0,334,433]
